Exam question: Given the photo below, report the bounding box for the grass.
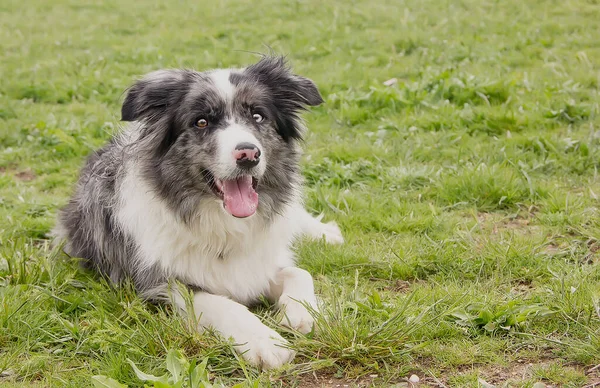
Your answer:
[1,0,600,386]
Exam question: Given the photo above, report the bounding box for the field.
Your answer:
[1,0,600,386]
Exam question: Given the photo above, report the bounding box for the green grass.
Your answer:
[1,0,600,386]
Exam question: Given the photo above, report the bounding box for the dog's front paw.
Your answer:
[279,294,316,334]
[233,323,295,370]
[319,221,344,245]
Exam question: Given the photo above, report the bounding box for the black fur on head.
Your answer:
[232,55,323,142]
[121,70,196,123]
[120,70,203,157]
[121,56,323,144]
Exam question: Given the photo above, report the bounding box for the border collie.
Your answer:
[53,56,343,370]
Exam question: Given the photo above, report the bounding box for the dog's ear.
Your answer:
[121,70,190,123]
[246,56,323,107]
[245,56,323,141]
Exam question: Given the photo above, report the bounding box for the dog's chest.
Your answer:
[116,171,295,304]
[159,216,293,304]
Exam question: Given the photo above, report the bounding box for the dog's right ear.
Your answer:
[121,70,190,123]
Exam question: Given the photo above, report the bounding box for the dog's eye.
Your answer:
[195,118,208,128]
[252,113,264,123]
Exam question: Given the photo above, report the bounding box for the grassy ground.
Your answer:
[1,0,600,386]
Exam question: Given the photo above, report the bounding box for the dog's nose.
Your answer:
[234,142,261,168]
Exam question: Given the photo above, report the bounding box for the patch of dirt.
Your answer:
[472,359,554,385]
[14,168,35,181]
[476,213,538,235]
[542,243,562,255]
[369,277,420,293]
[0,165,36,182]
[386,280,413,292]
[584,364,600,388]
[285,363,600,388]
[415,359,600,387]
[583,241,600,265]
[0,163,18,174]
[543,239,600,264]
[510,279,535,295]
[294,372,380,388]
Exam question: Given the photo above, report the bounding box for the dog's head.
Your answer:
[121,56,322,220]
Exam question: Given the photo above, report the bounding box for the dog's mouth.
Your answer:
[204,172,259,218]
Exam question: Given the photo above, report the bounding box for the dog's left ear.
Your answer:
[245,56,324,141]
[288,74,324,107]
[121,70,190,123]
[246,56,323,108]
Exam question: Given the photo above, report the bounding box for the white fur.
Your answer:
[182,292,295,370]
[271,267,318,334]
[214,124,266,179]
[295,209,345,245]
[210,70,235,101]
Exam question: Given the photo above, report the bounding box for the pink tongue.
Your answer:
[222,176,258,218]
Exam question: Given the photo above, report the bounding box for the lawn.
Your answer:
[1,0,600,386]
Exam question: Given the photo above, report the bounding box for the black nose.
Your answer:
[234,142,261,169]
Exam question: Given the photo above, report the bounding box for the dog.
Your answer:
[53,56,343,370]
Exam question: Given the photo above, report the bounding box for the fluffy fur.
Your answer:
[53,56,343,369]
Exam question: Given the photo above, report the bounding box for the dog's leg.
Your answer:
[296,207,344,245]
[269,267,318,334]
[173,291,295,370]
